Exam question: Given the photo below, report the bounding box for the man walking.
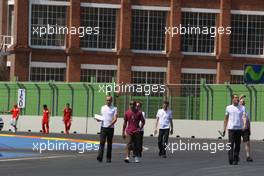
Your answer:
[239,95,253,162]
[42,105,50,134]
[123,100,145,163]
[222,94,247,165]
[97,96,118,163]
[63,103,72,134]
[154,101,173,158]
[136,101,145,157]
[9,104,20,133]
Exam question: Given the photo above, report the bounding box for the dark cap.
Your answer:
[239,94,246,100]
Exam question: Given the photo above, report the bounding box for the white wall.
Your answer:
[1,115,264,140]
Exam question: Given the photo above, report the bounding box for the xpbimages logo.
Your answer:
[165,24,232,38]
[98,83,167,96]
[32,24,100,38]
[32,140,99,154]
[165,140,231,154]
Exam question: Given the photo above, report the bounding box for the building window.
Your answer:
[80,7,117,49]
[81,69,116,83]
[230,75,244,84]
[181,73,216,96]
[30,5,67,47]
[132,71,166,96]
[131,10,167,51]
[181,12,216,54]
[30,67,65,81]
[231,14,264,55]
[181,73,216,84]
[132,71,166,84]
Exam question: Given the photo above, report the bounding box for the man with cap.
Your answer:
[136,101,145,157]
[239,94,253,162]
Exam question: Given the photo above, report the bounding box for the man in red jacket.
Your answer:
[63,103,72,134]
[42,104,50,134]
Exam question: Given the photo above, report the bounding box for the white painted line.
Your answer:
[0,154,76,162]
[143,146,149,151]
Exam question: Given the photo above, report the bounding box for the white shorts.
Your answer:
[10,118,17,126]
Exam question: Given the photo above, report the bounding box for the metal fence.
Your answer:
[0,82,264,121]
[116,83,264,121]
[0,82,114,117]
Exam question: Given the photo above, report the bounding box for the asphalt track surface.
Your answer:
[0,131,264,176]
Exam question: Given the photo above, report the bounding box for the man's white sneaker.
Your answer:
[124,157,130,163]
[134,157,140,163]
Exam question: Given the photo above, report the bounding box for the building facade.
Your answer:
[0,0,264,84]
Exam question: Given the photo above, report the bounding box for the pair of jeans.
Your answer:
[138,131,144,157]
[126,133,141,157]
[158,129,170,156]
[97,127,114,160]
[228,129,242,162]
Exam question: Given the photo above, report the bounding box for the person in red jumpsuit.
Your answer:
[10,104,20,133]
[42,104,50,134]
[63,103,72,134]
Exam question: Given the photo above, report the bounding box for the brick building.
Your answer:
[0,0,264,84]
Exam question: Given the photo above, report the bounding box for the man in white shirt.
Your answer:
[136,101,145,157]
[222,94,246,165]
[96,96,118,163]
[154,101,173,158]
[239,95,253,162]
